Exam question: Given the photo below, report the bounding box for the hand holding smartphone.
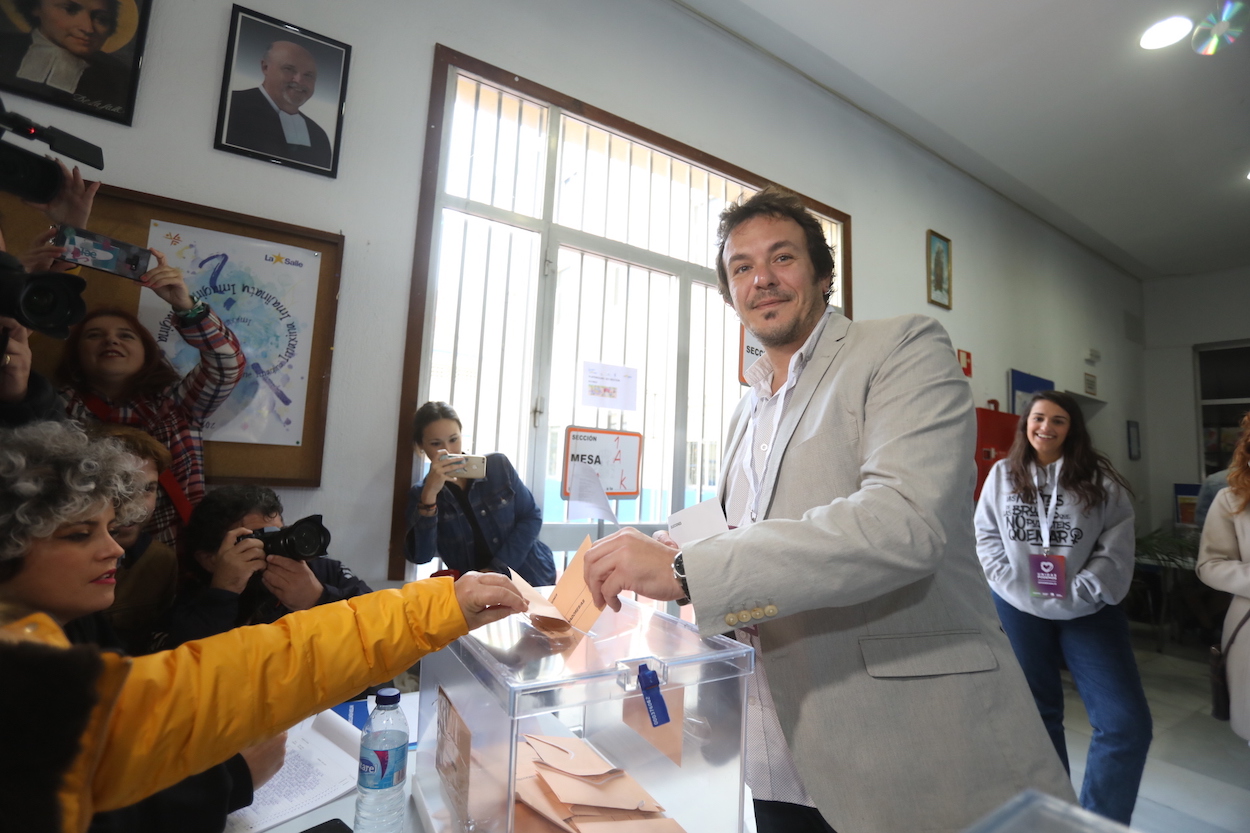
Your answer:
[444,453,487,479]
[51,225,152,280]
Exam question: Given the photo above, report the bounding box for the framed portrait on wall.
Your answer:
[926,229,952,309]
[214,6,350,178]
[0,0,153,125]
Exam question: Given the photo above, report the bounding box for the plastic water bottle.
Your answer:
[353,687,409,833]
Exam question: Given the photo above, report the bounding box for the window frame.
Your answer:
[386,45,852,578]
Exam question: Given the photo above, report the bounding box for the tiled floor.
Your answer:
[1065,628,1250,832]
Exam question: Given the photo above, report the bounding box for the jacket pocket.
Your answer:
[859,630,997,678]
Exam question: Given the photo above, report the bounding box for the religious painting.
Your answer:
[926,229,952,310]
[0,0,152,124]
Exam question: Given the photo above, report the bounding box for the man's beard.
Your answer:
[750,298,824,348]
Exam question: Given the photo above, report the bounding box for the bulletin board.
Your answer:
[0,185,344,486]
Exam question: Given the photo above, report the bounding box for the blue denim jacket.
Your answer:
[405,452,557,586]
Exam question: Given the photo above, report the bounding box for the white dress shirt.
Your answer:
[722,308,831,806]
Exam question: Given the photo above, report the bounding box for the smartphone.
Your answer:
[445,453,487,479]
[297,820,351,833]
[52,225,152,280]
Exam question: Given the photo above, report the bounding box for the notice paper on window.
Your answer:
[224,708,360,833]
[582,361,638,411]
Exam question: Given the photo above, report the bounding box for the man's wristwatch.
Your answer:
[672,551,691,606]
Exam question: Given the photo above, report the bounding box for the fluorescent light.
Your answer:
[1140,16,1194,48]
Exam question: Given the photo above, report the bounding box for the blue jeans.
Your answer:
[993,594,1152,825]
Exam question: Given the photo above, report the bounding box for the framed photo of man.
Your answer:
[926,229,952,310]
[214,6,349,178]
[0,0,152,124]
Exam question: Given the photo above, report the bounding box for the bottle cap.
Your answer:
[376,687,401,706]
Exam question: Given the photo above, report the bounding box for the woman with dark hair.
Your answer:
[0,419,527,831]
[405,400,557,586]
[56,251,246,545]
[975,390,1150,824]
[0,0,130,111]
[1197,410,1250,743]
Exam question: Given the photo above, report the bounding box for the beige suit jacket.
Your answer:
[684,313,1074,832]
[1197,488,1250,739]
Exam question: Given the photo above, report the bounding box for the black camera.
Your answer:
[0,252,87,339]
[0,97,103,203]
[242,514,332,561]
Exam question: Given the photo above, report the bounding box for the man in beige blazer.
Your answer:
[585,187,1074,833]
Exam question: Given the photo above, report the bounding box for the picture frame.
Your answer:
[1127,420,1141,461]
[0,0,153,125]
[1084,372,1098,396]
[214,6,350,178]
[926,229,952,309]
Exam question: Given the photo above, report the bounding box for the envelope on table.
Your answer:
[534,764,663,813]
[515,773,577,833]
[574,819,686,833]
[525,735,618,777]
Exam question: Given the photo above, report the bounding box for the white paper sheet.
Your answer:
[568,460,619,524]
[224,710,360,833]
[666,499,729,547]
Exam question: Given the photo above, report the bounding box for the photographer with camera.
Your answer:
[162,485,371,646]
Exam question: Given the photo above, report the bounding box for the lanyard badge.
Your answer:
[1029,461,1067,599]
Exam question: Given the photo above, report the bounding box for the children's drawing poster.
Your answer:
[138,221,320,445]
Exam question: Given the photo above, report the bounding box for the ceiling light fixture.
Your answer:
[1140,16,1194,48]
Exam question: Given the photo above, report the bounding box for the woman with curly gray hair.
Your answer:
[0,419,145,621]
[0,421,530,832]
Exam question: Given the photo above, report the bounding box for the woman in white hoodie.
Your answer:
[975,390,1149,826]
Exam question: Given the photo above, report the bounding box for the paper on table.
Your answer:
[525,735,618,777]
[224,710,359,833]
[534,764,663,813]
[666,498,729,547]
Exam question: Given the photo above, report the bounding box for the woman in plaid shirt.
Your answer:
[56,250,246,545]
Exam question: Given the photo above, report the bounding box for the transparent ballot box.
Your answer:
[412,597,754,833]
[963,790,1131,833]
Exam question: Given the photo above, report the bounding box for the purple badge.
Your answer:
[1029,553,1067,598]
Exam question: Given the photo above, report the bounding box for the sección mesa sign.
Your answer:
[561,426,643,498]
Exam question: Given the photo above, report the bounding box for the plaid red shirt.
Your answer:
[62,307,245,545]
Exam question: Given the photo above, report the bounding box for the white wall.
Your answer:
[1143,266,1250,529]
[5,0,1149,585]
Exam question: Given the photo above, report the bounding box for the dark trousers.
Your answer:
[753,799,836,833]
[993,594,1152,825]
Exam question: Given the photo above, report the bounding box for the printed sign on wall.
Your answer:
[561,426,643,498]
[140,221,320,445]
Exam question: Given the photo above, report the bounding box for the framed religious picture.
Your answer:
[214,6,350,178]
[926,229,952,309]
[0,0,153,125]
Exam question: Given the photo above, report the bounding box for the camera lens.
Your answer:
[288,524,320,557]
[23,285,57,318]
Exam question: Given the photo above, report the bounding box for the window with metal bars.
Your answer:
[389,47,850,577]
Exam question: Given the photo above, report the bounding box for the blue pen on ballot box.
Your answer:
[638,663,670,727]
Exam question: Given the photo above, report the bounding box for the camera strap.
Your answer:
[82,393,194,524]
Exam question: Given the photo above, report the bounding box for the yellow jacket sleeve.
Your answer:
[89,577,467,811]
